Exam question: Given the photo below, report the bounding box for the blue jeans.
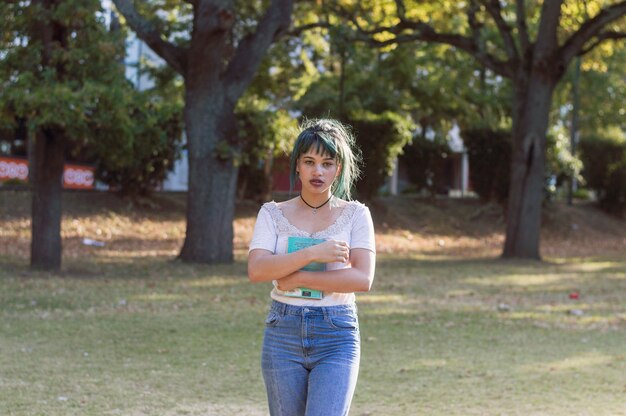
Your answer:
[261,300,361,416]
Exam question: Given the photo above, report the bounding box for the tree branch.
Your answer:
[467,0,484,48]
[111,0,187,75]
[326,3,381,35]
[225,0,294,104]
[481,0,519,60]
[578,30,626,56]
[534,0,563,58]
[355,29,512,78]
[394,0,407,21]
[288,21,331,37]
[559,1,626,66]
[516,0,531,54]
[328,0,513,77]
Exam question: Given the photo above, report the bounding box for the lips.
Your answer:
[310,179,324,186]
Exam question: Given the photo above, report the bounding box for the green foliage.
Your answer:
[0,178,28,187]
[572,188,592,200]
[0,0,137,175]
[579,133,626,217]
[553,44,626,146]
[293,29,512,200]
[295,42,419,200]
[0,0,132,142]
[463,128,511,203]
[349,110,415,200]
[95,93,183,197]
[464,128,575,204]
[235,97,298,201]
[399,134,451,196]
[545,125,583,188]
[0,0,186,199]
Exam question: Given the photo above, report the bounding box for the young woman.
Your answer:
[248,119,376,416]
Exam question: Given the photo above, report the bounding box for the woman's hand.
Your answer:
[309,240,350,264]
[276,273,300,291]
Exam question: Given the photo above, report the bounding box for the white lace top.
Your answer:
[248,200,376,306]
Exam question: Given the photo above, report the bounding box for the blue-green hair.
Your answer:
[289,119,362,200]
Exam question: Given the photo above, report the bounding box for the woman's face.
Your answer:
[297,149,340,194]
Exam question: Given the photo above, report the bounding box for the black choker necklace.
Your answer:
[300,194,332,214]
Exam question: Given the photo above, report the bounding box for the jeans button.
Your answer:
[303,308,309,313]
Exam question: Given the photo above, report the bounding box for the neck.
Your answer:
[300,191,332,206]
[300,193,333,211]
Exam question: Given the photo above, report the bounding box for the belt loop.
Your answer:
[280,302,287,316]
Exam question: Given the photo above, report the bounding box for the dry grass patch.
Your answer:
[2,191,624,263]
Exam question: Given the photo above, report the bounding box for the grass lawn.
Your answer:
[1,191,625,415]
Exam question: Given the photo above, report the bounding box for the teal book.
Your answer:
[278,236,326,300]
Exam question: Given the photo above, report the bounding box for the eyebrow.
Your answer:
[302,155,335,161]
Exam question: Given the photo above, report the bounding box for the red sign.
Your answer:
[0,156,95,190]
[0,157,29,181]
[63,164,95,190]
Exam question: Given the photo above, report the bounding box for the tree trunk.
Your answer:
[29,0,67,270]
[503,73,557,260]
[30,129,65,270]
[110,0,293,264]
[179,86,239,263]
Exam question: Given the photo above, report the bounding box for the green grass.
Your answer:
[1,254,625,416]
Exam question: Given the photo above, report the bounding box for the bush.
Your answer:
[572,188,591,200]
[463,128,511,203]
[0,178,28,187]
[579,135,626,217]
[399,134,451,196]
[235,104,297,202]
[95,95,183,198]
[348,111,415,200]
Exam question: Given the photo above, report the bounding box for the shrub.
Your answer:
[348,111,415,200]
[463,128,511,203]
[95,95,183,198]
[579,135,626,217]
[399,134,451,196]
[235,105,297,202]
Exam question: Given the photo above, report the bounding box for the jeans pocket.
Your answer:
[328,314,359,331]
[265,311,282,328]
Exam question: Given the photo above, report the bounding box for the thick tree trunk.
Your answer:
[111,0,293,265]
[179,86,239,263]
[30,129,65,270]
[503,74,557,260]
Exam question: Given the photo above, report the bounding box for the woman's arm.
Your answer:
[276,248,375,293]
[248,240,351,282]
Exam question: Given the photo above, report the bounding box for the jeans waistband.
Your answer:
[270,300,357,317]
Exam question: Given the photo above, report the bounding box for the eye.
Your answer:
[323,162,334,168]
[305,160,314,165]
